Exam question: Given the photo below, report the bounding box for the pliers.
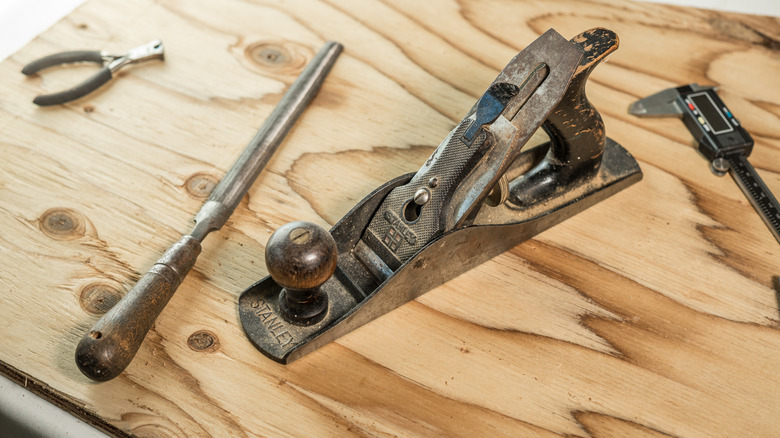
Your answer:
[21,39,164,106]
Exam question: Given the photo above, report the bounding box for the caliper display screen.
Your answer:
[690,92,732,134]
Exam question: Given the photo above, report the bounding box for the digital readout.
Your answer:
[689,92,732,134]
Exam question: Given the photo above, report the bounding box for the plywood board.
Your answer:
[0,0,778,436]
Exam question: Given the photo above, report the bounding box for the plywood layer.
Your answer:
[0,0,778,436]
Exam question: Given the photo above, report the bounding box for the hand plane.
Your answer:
[239,28,642,363]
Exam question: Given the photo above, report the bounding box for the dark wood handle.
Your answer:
[75,236,201,381]
[543,27,619,170]
[509,28,620,206]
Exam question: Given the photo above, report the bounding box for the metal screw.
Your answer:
[414,188,430,206]
[711,158,729,177]
[290,227,312,244]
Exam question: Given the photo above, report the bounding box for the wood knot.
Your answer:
[184,172,218,199]
[187,330,219,352]
[79,282,123,315]
[39,208,86,240]
[242,40,312,76]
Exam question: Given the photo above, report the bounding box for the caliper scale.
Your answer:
[630,84,780,244]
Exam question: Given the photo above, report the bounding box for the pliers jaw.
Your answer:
[105,39,165,72]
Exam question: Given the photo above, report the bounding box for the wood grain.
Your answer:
[1,0,779,436]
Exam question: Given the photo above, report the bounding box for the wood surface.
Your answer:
[1,0,779,436]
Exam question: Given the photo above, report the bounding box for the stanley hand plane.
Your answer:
[239,28,642,363]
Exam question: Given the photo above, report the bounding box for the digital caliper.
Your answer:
[630,83,780,245]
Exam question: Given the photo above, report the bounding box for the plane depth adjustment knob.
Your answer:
[265,221,337,325]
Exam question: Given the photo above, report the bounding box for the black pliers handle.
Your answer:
[22,39,164,106]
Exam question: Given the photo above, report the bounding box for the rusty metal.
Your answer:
[75,41,343,381]
[239,28,642,364]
